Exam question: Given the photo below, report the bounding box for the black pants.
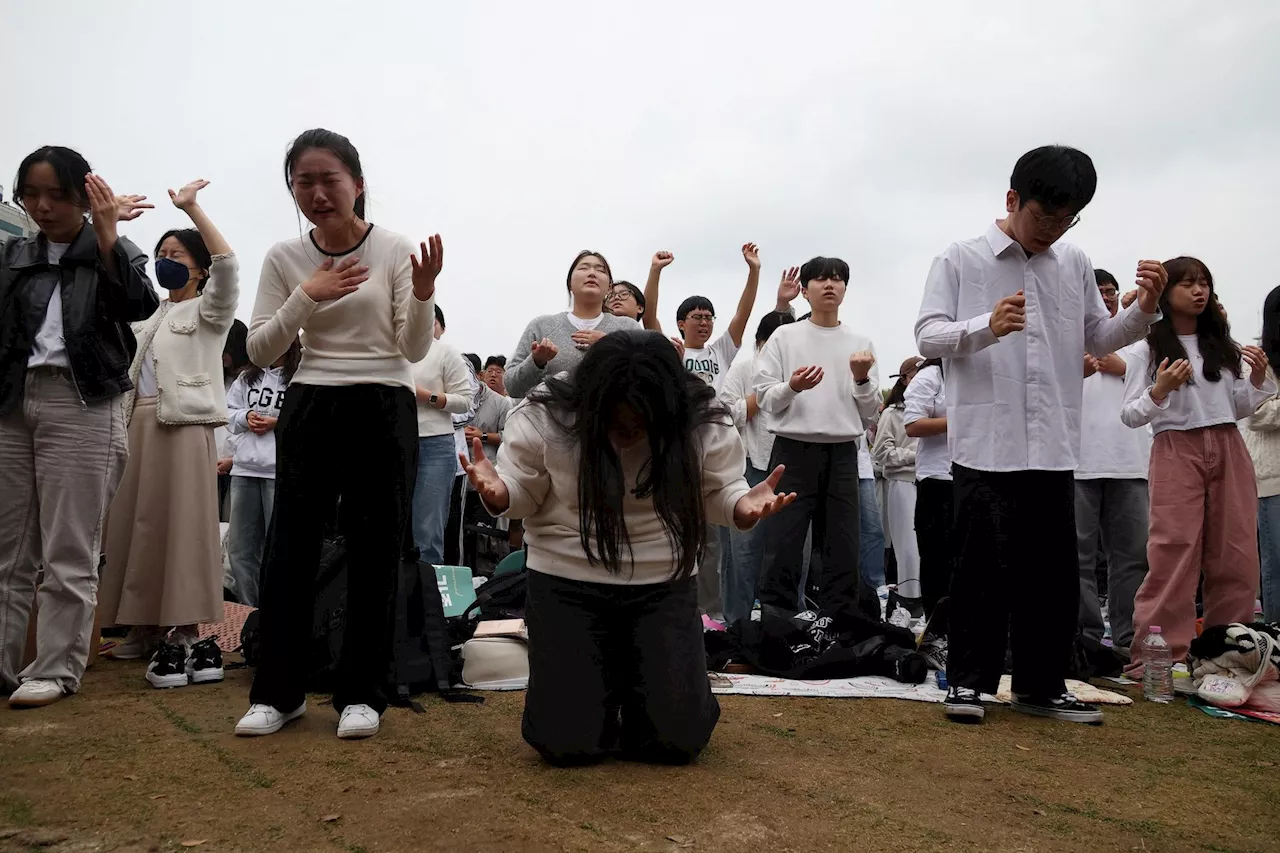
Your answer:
[947,465,1077,698]
[915,476,955,626]
[522,571,720,766]
[250,383,417,715]
[443,474,465,567]
[758,437,861,615]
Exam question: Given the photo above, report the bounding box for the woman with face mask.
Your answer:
[98,179,240,693]
[0,146,157,708]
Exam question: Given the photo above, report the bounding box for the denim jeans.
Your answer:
[723,464,769,625]
[1259,496,1280,622]
[227,475,277,608]
[859,478,886,590]
[412,434,460,566]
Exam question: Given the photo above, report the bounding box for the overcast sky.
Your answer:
[5,1,1278,379]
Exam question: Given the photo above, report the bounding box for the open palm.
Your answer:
[733,465,796,528]
[461,438,509,512]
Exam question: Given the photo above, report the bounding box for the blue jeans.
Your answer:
[227,476,276,608]
[1259,496,1280,622]
[412,434,459,565]
[859,478,886,590]
[723,464,770,624]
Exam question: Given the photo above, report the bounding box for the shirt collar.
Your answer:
[983,220,1058,260]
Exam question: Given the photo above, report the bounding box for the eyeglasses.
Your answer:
[1098,286,1118,297]
[611,290,634,302]
[1028,207,1081,234]
[685,313,715,324]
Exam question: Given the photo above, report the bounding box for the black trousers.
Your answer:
[758,437,861,615]
[522,571,720,766]
[250,383,417,715]
[443,474,466,567]
[915,476,955,625]
[946,465,1077,698]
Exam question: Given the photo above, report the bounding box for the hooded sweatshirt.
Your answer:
[226,367,290,478]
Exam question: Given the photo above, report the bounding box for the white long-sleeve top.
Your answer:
[226,367,289,478]
[754,319,881,444]
[488,400,753,585]
[720,346,775,471]
[410,340,474,437]
[1077,343,1151,480]
[902,364,952,482]
[1120,337,1276,434]
[1242,368,1280,499]
[872,405,916,482]
[915,223,1158,472]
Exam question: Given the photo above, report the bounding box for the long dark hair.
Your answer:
[284,128,366,219]
[529,330,727,579]
[242,337,302,386]
[1146,257,1241,383]
[1263,285,1280,373]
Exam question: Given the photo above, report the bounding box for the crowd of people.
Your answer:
[0,134,1276,764]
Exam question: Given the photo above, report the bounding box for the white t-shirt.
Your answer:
[27,241,72,369]
[137,345,159,397]
[857,434,874,480]
[1076,343,1152,480]
[685,332,739,392]
[903,364,952,482]
[565,312,604,332]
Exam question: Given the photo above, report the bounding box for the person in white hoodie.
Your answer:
[225,338,301,608]
[873,357,923,612]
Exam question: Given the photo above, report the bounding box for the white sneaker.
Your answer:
[9,679,65,708]
[337,704,380,739]
[235,702,306,736]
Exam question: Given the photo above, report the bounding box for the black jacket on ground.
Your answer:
[0,223,158,415]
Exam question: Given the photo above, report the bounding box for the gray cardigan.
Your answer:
[506,312,641,398]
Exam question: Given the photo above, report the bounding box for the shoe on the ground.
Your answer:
[943,686,985,722]
[188,638,224,685]
[106,627,160,661]
[1011,692,1103,725]
[8,679,65,708]
[145,641,190,689]
[235,702,306,736]
[337,704,381,739]
[919,634,948,672]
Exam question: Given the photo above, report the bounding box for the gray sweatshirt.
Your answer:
[506,312,641,398]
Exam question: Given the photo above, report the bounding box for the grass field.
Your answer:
[1,659,1278,853]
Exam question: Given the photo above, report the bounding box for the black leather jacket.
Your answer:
[0,223,159,414]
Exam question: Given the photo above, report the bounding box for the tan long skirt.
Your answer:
[98,398,223,627]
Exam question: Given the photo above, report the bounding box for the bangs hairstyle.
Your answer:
[755,310,795,344]
[13,145,92,211]
[242,336,302,386]
[1010,145,1097,213]
[1146,256,1241,384]
[614,281,646,310]
[1094,269,1119,289]
[677,295,715,323]
[154,228,213,292]
[528,330,728,580]
[283,128,366,219]
[799,256,850,287]
[565,250,612,294]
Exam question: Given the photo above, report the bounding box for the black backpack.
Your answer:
[461,568,528,623]
[388,553,482,708]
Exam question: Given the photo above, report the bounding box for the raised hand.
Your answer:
[1152,357,1193,401]
[1121,289,1139,309]
[571,329,606,350]
[168,179,209,211]
[531,337,559,368]
[789,365,824,392]
[1134,261,1169,314]
[86,175,123,250]
[460,438,510,512]
[651,251,674,270]
[733,465,798,528]
[302,255,368,302]
[776,266,801,307]
[410,235,444,301]
[1243,345,1269,389]
[989,291,1027,337]
[849,350,875,382]
[742,242,760,270]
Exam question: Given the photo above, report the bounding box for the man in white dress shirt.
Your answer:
[915,145,1168,725]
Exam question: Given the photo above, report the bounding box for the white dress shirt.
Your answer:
[1076,343,1152,480]
[720,346,775,471]
[915,222,1158,472]
[1121,337,1276,434]
[903,364,952,481]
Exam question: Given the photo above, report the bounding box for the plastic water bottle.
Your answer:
[1142,626,1174,704]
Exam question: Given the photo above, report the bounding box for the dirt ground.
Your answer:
[1,659,1278,853]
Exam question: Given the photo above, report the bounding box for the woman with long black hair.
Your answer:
[235,128,443,740]
[462,330,795,765]
[0,146,157,707]
[1246,285,1280,623]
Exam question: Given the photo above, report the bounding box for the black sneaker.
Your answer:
[1011,692,1103,725]
[189,638,225,685]
[919,634,948,672]
[943,686,985,722]
[145,642,189,689]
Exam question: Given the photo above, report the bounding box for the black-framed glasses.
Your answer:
[685,313,715,323]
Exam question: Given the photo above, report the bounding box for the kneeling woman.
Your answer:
[462,330,794,765]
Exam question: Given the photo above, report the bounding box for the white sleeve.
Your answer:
[491,403,552,519]
[755,336,798,414]
[719,353,751,431]
[1120,343,1168,428]
[903,367,938,426]
[700,422,753,530]
[915,254,998,358]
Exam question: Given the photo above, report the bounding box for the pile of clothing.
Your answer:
[1188,622,1280,713]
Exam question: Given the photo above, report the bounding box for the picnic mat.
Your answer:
[710,673,1131,706]
[198,602,255,651]
[1188,696,1280,726]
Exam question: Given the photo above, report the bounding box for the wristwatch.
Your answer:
[482,432,489,444]
[429,393,439,405]
[855,378,870,386]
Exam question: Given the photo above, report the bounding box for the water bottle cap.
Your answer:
[1150,626,1162,634]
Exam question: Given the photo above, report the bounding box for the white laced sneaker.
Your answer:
[9,679,65,708]
[235,702,306,736]
[337,704,380,739]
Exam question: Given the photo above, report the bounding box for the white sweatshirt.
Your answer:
[1121,338,1276,434]
[226,367,290,479]
[410,340,474,437]
[753,320,881,444]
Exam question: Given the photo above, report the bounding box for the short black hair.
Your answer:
[14,145,92,211]
[223,319,250,374]
[1010,145,1097,214]
[1094,269,1118,289]
[154,229,213,292]
[463,352,482,375]
[435,304,445,328]
[755,310,795,344]
[615,281,645,309]
[485,355,507,370]
[799,257,850,287]
[676,296,715,323]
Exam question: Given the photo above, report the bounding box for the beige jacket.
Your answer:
[1243,368,1280,499]
[126,253,240,426]
[872,405,917,482]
